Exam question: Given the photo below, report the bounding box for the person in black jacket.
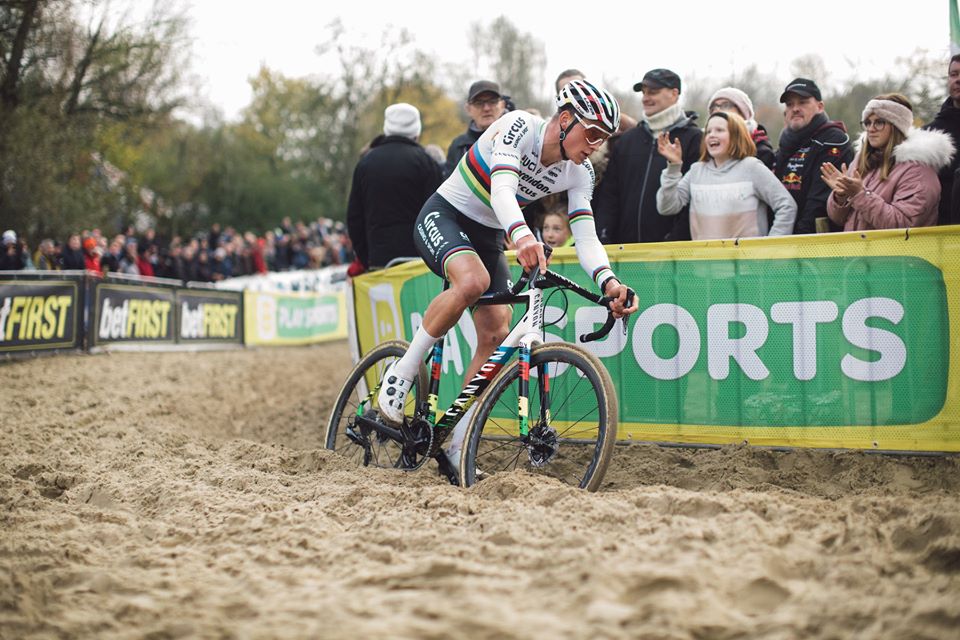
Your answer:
[922,54,960,226]
[346,103,443,271]
[443,80,505,178]
[593,68,702,243]
[774,78,853,234]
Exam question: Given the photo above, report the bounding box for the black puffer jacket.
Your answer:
[923,98,960,225]
[346,135,443,269]
[593,112,702,243]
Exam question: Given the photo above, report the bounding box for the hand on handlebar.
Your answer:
[604,279,639,319]
[515,236,548,274]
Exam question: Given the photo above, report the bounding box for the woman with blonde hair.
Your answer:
[823,93,954,230]
[656,111,796,239]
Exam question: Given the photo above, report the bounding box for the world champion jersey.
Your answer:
[437,110,615,289]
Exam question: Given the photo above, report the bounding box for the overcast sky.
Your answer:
[137,0,952,120]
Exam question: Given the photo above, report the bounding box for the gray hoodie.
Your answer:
[657,157,797,239]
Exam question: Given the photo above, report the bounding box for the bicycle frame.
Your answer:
[428,284,544,439]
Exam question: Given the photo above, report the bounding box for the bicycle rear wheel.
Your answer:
[325,340,428,469]
[459,343,618,491]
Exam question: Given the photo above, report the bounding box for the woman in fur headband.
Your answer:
[823,93,955,231]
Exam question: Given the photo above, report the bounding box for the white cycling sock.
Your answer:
[394,325,439,381]
[445,403,477,458]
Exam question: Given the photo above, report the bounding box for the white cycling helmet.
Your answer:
[556,80,620,133]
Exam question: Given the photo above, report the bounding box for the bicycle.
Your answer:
[325,263,633,491]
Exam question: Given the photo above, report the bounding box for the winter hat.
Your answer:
[862,99,914,136]
[708,88,755,122]
[83,237,97,251]
[383,103,422,140]
[2,230,15,245]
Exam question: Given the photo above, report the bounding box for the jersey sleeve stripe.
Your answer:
[591,265,614,287]
[507,221,532,243]
[491,164,520,176]
[568,209,593,224]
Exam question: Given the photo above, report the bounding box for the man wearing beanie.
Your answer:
[774,78,853,234]
[443,80,506,178]
[346,102,442,271]
[708,87,775,169]
[593,68,701,243]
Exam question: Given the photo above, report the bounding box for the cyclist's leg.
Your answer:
[379,196,489,423]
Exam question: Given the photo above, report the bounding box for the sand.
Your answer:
[2,342,959,639]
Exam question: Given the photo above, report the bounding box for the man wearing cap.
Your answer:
[774,77,853,234]
[346,102,443,272]
[443,80,506,178]
[922,54,960,225]
[593,68,702,244]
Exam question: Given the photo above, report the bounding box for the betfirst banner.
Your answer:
[0,276,83,354]
[350,227,960,453]
[244,290,347,346]
[176,289,243,344]
[91,282,175,347]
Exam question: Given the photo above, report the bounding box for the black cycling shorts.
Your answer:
[413,193,511,294]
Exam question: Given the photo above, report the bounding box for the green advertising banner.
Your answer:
[244,290,347,345]
[351,227,960,452]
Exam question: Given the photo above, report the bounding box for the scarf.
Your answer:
[642,102,685,135]
[777,112,829,160]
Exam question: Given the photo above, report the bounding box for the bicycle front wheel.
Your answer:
[459,343,618,491]
[325,340,427,469]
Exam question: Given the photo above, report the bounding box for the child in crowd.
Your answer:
[656,111,797,240]
[539,210,573,248]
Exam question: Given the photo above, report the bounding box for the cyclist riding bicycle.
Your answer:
[378,80,639,473]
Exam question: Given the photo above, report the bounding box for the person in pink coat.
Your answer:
[822,93,955,231]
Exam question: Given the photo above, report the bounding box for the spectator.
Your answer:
[119,240,140,275]
[182,244,199,282]
[210,247,231,281]
[824,94,954,231]
[540,210,573,248]
[82,237,101,274]
[922,53,960,225]
[100,237,123,274]
[136,244,155,277]
[194,248,213,282]
[554,68,585,94]
[34,239,60,271]
[61,234,85,270]
[444,80,506,177]
[774,78,854,234]
[657,111,797,240]
[424,144,446,167]
[1,230,26,270]
[593,68,702,243]
[347,103,442,271]
[707,87,775,170]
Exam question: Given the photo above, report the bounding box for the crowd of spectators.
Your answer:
[7,58,960,281]
[344,58,960,270]
[0,216,355,282]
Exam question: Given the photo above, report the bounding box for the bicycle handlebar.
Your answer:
[512,244,634,343]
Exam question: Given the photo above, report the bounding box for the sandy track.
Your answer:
[2,343,959,639]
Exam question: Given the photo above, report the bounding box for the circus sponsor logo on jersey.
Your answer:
[502,116,528,148]
[418,211,446,257]
[0,282,77,350]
